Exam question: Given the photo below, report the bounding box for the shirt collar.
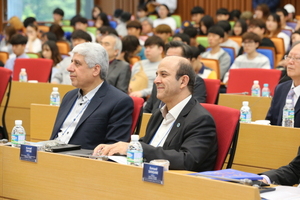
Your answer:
[77,82,103,102]
[160,95,192,120]
[291,82,300,98]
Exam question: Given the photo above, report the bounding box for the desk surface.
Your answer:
[0,146,260,200]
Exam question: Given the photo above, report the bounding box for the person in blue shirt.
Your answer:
[4,34,29,73]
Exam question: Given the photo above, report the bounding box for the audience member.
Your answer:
[172,33,190,45]
[137,4,150,22]
[266,41,300,127]
[94,55,217,172]
[216,8,230,22]
[127,20,144,45]
[240,11,253,25]
[154,24,172,44]
[25,23,42,53]
[153,4,177,32]
[0,25,16,56]
[49,24,65,42]
[232,19,248,36]
[229,9,241,21]
[144,41,207,113]
[238,19,275,56]
[40,32,57,44]
[96,26,119,43]
[200,26,231,81]
[23,17,37,28]
[100,34,131,93]
[74,17,96,42]
[116,12,131,37]
[95,13,110,29]
[254,3,270,22]
[4,34,28,72]
[53,8,64,26]
[253,0,280,13]
[118,35,141,65]
[265,13,290,52]
[223,32,271,83]
[51,30,92,84]
[190,6,205,34]
[141,18,154,36]
[276,8,294,30]
[92,5,102,21]
[50,42,133,150]
[199,15,215,35]
[113,9,123,24]
[284,4,296,22]
[183,26,206,54]
[129,35,164,98]
[217,20,240,55]
[8,16,24,33]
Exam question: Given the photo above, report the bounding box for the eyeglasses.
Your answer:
[284,55,300,62]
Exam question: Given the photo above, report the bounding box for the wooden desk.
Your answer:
[0,146,260,200]
[218,94,272,121]
[231,123,300,174]
[0,81,74,140]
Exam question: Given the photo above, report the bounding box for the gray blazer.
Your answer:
[107,59,131,93]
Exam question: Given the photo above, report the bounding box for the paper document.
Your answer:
[108,156,127,165]
[260,186,300,200]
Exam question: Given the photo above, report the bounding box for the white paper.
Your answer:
[261,186,300,200]
[108,156,127,165]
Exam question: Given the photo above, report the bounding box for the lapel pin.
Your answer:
[177,123,180,127]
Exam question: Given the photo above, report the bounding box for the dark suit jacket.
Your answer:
[140,98,217,172]
[50,81,133,150]
[144,76,207,113]
[106,59,131,93]
[261,154,300,185]
[266,80,300,127]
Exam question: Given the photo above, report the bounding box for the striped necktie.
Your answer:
[286,88,295,106]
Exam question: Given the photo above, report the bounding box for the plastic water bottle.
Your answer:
[240,101,252,123]
[282,99,294,127]
[19,68,27,82]
[127,135,143,166]
[50,87,60,106]
[251,80,260,97]
[11,120,26,147]
[262,83,271,97]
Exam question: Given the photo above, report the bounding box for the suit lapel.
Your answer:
[163,98,196,147]
[143,112,163,144]
[108,59,117,74]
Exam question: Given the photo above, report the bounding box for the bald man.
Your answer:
[93,56,217,172]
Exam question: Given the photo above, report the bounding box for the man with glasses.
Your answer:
[266,41,300,127]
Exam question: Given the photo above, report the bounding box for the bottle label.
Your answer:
[240,112,251,123]
[262,91,270,97]
[127,150,143,165]
[50,97,60,106]
[19,75,28,82]
[251,88,260,97]
[283,110,294,119]
[11,134,25,144]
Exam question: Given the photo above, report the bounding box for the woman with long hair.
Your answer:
[199,15,215,35]
[232,19,248,36]
[95,13,110,29]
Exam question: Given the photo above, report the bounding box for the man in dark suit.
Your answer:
[261,153,300,185]
[94,56,217,172]
[144,41,207,113]
[50,42,133,150]
[101,34,131,93]
[266,41,300,127]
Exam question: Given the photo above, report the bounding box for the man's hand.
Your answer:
[93,142,129,156]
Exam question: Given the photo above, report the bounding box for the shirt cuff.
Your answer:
[260,175,271,184]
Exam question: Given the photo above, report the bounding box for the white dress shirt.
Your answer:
[150,95,192,147]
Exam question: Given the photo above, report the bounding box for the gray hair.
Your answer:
[142,18,153,27]
[72,42,109,80]
[107,34,122,57]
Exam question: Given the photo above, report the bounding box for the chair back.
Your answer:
[56,41,70,55]
[130,96,145,135]
[26,52,40,58]
[228,36,242,46]
[109,20,117,29]
[171,15,182,28]
[86,26,97,36]
[62,20,71,26]
[221,46,235,65]
[256,47,275,69]
[201,103,240,170]
[270,37,285,66]
[203,79,220,104]
[0,51,9,64]
[38,25,49,33]
[62,26,74,34]
[196,36,209,48]
[12,58,53,82]
[200,58,220,79]
[226,68,281,96]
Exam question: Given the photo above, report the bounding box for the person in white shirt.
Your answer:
[223,32,271,83]
[153,4,177,32]
[74,17,96,42]
[25,24,42,53]
[276,8,294,30]
[217,20,240,55]
[266,13,290,52]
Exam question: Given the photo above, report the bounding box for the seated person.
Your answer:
[40,32,57,44]
[25,23,42,53]
[154,24,172,44]
[0,25,16,56]
[129,35,164,98]
[94,56,218,172]
[216,8,230,22]
[238,19,276,56]
[100,34,131,93]
[276,8,294,30]
[51,30,92,85]
[266,42,300,127]
[183,26,206,54]
[223,32,271,83]
[126,20,146,60]
[96,26,119,43]
[50,42,133,150]
[144,41,207,113]
[217,20,240,55]
[117,35,141,66]
[153,4,177,32]
[53,8,64,26]
[74,17,96,42]
[190,6,205,34]
[172,33,190,45]
[141,18,154,37]
[116,12,131,37]
[4,34,28,72]
[200,25,231,81]
[261,153,300,186]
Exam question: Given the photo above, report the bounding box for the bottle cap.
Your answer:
[286,99,293,104]
[254,80,259,84]
[263,83,268,87]
[242,101,249,106]
[21,68,26,72]
[15,120,22,125]
[53,87,58,92]
[131,135,139,141]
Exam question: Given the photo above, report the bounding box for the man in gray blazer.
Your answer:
[94,56,217,172]
[101,34,131,93]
